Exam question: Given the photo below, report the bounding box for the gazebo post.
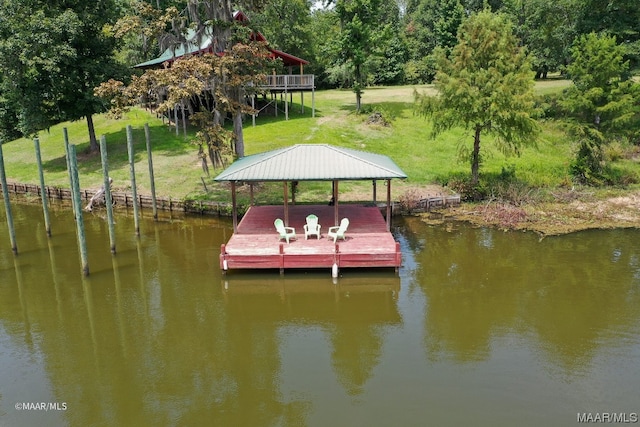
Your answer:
[372,180,377,204]
[333,180,339,226]
[283,181,289,226]
[386,179,392,231]
[231,181,238,232]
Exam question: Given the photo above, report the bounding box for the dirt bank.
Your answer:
[420,189,640,235]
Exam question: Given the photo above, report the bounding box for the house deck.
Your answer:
[220,205,401,273]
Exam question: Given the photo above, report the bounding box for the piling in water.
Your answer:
[100,135,116,253]
[0,142,18,254]
[144,123,158,220]
[69,144,89,276]
[34,138,52,237]
[63,128,76,216]
[126,125,140,236]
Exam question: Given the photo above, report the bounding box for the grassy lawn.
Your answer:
[2,79,637,207]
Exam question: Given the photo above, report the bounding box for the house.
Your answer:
[134,11,315,121]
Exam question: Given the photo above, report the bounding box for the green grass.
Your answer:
[2,80,637,205]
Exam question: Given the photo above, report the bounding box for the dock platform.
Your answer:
[220,205,402,273]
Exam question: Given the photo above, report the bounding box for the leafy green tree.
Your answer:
[403,0,465,83]
[308,7,345,88]
[415,10,539,186]
[0,0,125,152]
[368,1,407,85]
[503,0,579,78]
[560,32,640,184]
[251,0,314,64]
[335,0,384,112]
[575,0,640,69]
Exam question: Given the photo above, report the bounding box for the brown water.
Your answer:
[1,202,639,426]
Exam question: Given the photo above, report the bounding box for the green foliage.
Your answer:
[575,0,640,69]
[414,10,540,185]
[560,32,640,184]
[534,92,564,119]
[503,0,579,78]
[250,0,314,64]
[335,0,385,111]
[0,0,126,151]
[404,56,437,84]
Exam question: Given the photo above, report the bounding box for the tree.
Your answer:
[575,0,640,69]
[560,32,640,184]
[335,0,384,112]
[414,10,539,186]
[365,0,407,85]
[502,0,579,78]
[251,0,314,64]
[0,0,125,152]
[403,0,465,83]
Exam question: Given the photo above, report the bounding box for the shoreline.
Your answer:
[3,181,638,236]
[420,190,640,235]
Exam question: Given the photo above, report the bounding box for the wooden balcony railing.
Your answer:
[260,74,315,90]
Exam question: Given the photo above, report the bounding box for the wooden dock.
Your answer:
[220,204,402,273]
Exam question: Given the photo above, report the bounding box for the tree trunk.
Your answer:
[233,110,244,158]
[355,63,362,113]
[471,125,482,185]
[87,114,99,153]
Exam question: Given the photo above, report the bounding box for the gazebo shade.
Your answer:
[213,144,407,182]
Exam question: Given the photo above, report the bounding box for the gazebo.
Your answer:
[214,144,407,274]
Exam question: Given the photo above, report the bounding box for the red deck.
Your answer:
[220,205,402,272]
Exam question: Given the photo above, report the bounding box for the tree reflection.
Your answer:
[403,218,640,373]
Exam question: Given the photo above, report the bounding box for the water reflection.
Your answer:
[405,218,640,372]
[1,203,639,426]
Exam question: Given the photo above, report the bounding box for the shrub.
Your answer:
[448,175,488,202]
[397,188,423,213]
[534,92,565,120]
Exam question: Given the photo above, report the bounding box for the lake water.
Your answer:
[1,201,639,426]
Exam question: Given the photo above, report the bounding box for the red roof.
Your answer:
[135,10,308,68]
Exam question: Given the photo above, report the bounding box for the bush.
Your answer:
[447,175,488,202]
[403,56,436,84]
[397,188,423,213]
[534,92,564,119]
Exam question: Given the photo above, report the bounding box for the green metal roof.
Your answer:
[213,144,407,182]
[134,28,212,68]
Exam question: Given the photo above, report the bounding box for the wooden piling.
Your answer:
[34,138,52,237]
[62,128,76,215]
[99,135,116,253]
[126,125,140,235]
[0,142,18,254]
[69,144,89,276]
[144,123,158,220]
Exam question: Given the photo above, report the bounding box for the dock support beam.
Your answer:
[283,181,289,226]
[231,182,238,232]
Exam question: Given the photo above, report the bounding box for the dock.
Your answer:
[220,204,402,273]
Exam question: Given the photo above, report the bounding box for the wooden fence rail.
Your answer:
[0,181,232,216]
